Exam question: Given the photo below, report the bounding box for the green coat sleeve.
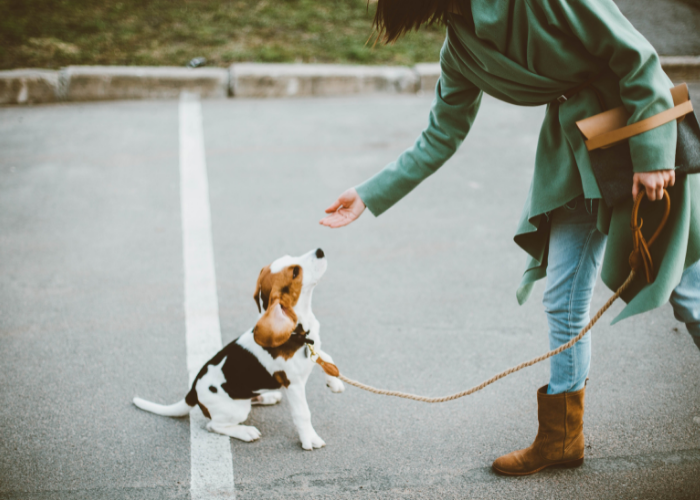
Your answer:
[355,45,483,216]
[542,0,677,173]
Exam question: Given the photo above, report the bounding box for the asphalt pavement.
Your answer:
[617,0,700,55]
[1,85,700,499]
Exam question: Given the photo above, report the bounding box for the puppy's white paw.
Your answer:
[251,391,283,405]
[238,425,262,442]
[208,423,261,442]
[300,432,326,451]
[326,377,345,393]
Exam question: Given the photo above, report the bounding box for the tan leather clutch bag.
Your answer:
[574,83,700,207]
[576,83,694,151]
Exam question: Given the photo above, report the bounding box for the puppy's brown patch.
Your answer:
[273,371,290,388]
[186,385,211,419]
[253,263,304,348]
[199,403,211,419]
[253,264,303,313]
[264,324,309,360]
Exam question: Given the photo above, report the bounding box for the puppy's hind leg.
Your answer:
[251,391,283,406]
[206,398,261,442]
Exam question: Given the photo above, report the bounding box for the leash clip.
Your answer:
[307,343,318,360]
[307,343,340,378]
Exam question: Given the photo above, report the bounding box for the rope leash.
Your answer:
[310,191,670,403]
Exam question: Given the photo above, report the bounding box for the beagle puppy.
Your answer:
[133,248,344,450]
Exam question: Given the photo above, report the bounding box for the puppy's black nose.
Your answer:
[315,248,325,258]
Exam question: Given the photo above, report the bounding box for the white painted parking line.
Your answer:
[179,92,235,499]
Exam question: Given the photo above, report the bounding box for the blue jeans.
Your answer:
[544,197,700,395]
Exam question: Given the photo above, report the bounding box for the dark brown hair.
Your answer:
[371,0,457,44]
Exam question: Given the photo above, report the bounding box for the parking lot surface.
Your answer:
[1,85,700,499]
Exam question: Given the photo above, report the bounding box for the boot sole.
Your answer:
[492,457,584,476]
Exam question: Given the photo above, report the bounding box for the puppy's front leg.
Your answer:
[318,350,345,393]
[285,383,325,450]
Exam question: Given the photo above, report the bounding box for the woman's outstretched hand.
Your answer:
[319,188,366,228]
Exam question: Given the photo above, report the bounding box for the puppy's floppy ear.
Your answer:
[253,301,297,348]
[253,266,271,313]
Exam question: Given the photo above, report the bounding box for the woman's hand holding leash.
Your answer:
[319,188,366,228]
[632,169,675,201]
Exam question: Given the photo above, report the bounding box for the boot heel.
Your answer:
[558,457,584,469]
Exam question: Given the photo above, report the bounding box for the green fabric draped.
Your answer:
[356,0,700,322]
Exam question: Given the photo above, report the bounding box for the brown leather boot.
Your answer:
[492,385,585,476]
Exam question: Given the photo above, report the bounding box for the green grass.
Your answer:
[0,0,445,69]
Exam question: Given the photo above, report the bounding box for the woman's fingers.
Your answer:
[646,181,662,201]
[320,188,366,228]
[326,216,350,228]
[632,177,641,200]
[324,199,342,214]
[633,170,675,201]
[324,189,354,214]
[319,210,354,228]
[646,179,658,200]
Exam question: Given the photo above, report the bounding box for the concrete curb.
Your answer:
[660,56,700,84]
[59,66,229,102]
[230,63,418,98]
[413,63,442,95]
[1,57,698,105]
[0,69,60,105]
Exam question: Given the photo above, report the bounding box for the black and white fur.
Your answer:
[133,248,344,450]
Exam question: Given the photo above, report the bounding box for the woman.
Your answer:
[319,0,700,476]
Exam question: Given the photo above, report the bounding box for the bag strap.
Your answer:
[580,83,694,151]
[585,100,694,151]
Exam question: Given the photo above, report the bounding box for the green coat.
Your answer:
[355,0,700,323]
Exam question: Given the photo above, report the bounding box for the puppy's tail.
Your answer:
[133,397,193,417]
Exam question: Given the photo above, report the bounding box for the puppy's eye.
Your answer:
[292,266,300,279]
